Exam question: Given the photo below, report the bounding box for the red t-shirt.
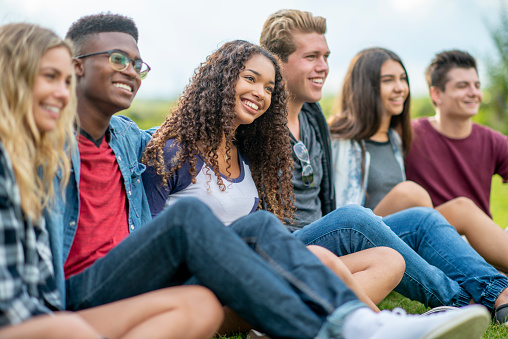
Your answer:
[64,133,129,278]
[405,118,508,217]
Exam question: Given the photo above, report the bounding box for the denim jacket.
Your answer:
[331,128,405,208]
[45,115,153,306]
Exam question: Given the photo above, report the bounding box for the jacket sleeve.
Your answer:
[0,150,51,326]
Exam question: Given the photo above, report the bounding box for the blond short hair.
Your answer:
[260,9,326,62]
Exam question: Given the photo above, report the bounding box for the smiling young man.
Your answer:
[261,9,508,324]
[406,50,508,217]
[404,50,508,288]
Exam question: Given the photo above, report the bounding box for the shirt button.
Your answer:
[130,225,134,230]
[69,221,76,226]
[128,190,132,196]
[118,156,122,161]
[137,179,140,183]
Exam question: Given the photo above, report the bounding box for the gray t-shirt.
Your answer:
[289,112,324,228]
[364,139,404,209]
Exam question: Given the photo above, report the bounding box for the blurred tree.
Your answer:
[410,97,434,118]
[479,1,508,135]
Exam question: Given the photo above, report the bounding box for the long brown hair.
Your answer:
[143,40,294,221]
[329,47,412,154]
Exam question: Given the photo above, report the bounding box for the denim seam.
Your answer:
[481,278,508,310]
[250,239,336,315]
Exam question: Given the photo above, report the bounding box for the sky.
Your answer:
[0,0,504,100]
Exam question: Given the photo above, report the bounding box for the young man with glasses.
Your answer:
[42,12,493,339]
[261,9,508,323]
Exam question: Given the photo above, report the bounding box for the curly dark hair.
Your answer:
[143,40,295,221]
[66,12,138,54]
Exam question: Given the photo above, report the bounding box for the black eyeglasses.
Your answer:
[75,50,151,79]
[293,141,314,187]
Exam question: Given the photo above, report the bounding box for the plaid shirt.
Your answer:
[0,144,62,326]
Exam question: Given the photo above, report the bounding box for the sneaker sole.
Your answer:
[422,305,490,339]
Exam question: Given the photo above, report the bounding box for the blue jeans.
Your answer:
[294,205,508,311]
[384,207,508,310]
[293,205,471,309]
[66,198,364,338]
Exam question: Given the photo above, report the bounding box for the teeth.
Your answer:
[243,100,259,110]
[114,83,132,92]
[42,105,60,113]
[310,78,323,84]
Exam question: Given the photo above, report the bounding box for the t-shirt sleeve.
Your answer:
[493,131,508,182]
[142,140,179,218]
[142,140,196,218]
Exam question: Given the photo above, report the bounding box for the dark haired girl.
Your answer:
[143,40,294,223]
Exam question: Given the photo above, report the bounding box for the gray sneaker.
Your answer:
[246,329,271,339]
[495,303,508,326]
[421,306,461,316]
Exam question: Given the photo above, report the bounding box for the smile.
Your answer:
[242,99,259,111]
[309,78,323,84]
[113,82,133,93]
[389,97,404,103]
[41,104,61,113]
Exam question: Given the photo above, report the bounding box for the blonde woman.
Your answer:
[0,23,222,339]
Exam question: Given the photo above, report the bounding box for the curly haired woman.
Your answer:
[143,40,294,224]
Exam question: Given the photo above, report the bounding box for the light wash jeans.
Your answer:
[293,205,508,311]
[66,198,365,339]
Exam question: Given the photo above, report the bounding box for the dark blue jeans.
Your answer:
[66,198,364,338]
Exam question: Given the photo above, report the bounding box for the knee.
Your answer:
[307,245,353,283]
[236,210,287,235]
[158,197,220,232]
[307,245,338,269]
[331,204,383,228]
[168,197,212,216]
[181,286,224,330]
[52,313,99,338]
[375,247,405,277]
[186,285,224,312]
[447,197,477,210]
[391,181,433,207]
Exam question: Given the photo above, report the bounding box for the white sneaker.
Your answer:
[369,305,490,339]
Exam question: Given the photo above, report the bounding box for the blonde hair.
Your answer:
[260,9,326,62]
[0,23,76,221]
